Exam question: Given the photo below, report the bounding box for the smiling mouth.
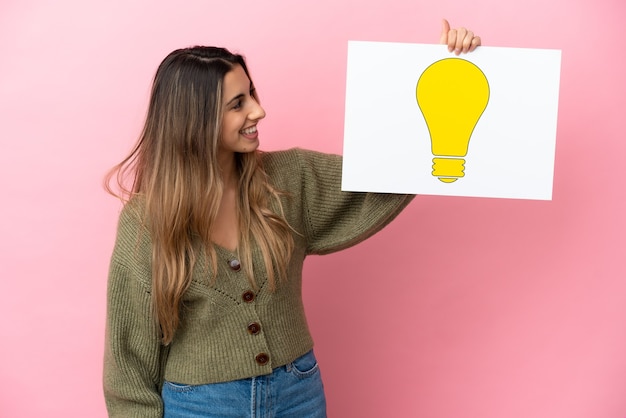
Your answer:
[240,126,257,135]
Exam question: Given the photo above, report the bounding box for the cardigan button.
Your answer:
[242,291,255,303]
[247,322,261,335]
[255,353,269,365]
[228,259,241,272]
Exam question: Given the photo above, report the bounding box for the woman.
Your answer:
[104,20,480,418]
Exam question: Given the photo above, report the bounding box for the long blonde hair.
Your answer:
[105,46,294,344]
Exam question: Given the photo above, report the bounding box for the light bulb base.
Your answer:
[432,157,465,183]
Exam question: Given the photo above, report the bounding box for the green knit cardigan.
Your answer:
[103,148,414,417]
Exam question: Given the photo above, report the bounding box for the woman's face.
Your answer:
[219,64,266,157]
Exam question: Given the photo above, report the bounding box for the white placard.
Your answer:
[342,41,562,200]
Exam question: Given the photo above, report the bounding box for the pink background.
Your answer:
[1,1,624,417]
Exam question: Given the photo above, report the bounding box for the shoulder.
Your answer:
[118,195,146,224]
[260,148,304,168]
[261,148,342,178]
[114,196,149,240]
[110,196,151,270]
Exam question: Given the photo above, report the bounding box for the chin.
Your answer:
[244,140,260,152]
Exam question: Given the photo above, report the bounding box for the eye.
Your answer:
[232,99,242,110]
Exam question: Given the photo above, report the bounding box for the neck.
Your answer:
[212,151,241,252]
[219,152,239,189]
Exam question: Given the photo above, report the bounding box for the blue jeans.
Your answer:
[162,350,327,417]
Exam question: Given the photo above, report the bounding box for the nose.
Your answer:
[249,98,266,121]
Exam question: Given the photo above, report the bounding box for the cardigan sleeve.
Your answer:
[103,202,166,418]
[269,148,415,255]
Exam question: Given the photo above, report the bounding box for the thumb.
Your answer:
[440,19,451,44]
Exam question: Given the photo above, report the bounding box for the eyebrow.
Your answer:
[225,93,245,107]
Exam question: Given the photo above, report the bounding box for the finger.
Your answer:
[469,36,481,52]
[440,19,451,45]
[447,29,457,52]
[461,30,474,53]
[453,27,468,55]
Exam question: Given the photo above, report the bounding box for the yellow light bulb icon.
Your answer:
[416,58,489,183]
